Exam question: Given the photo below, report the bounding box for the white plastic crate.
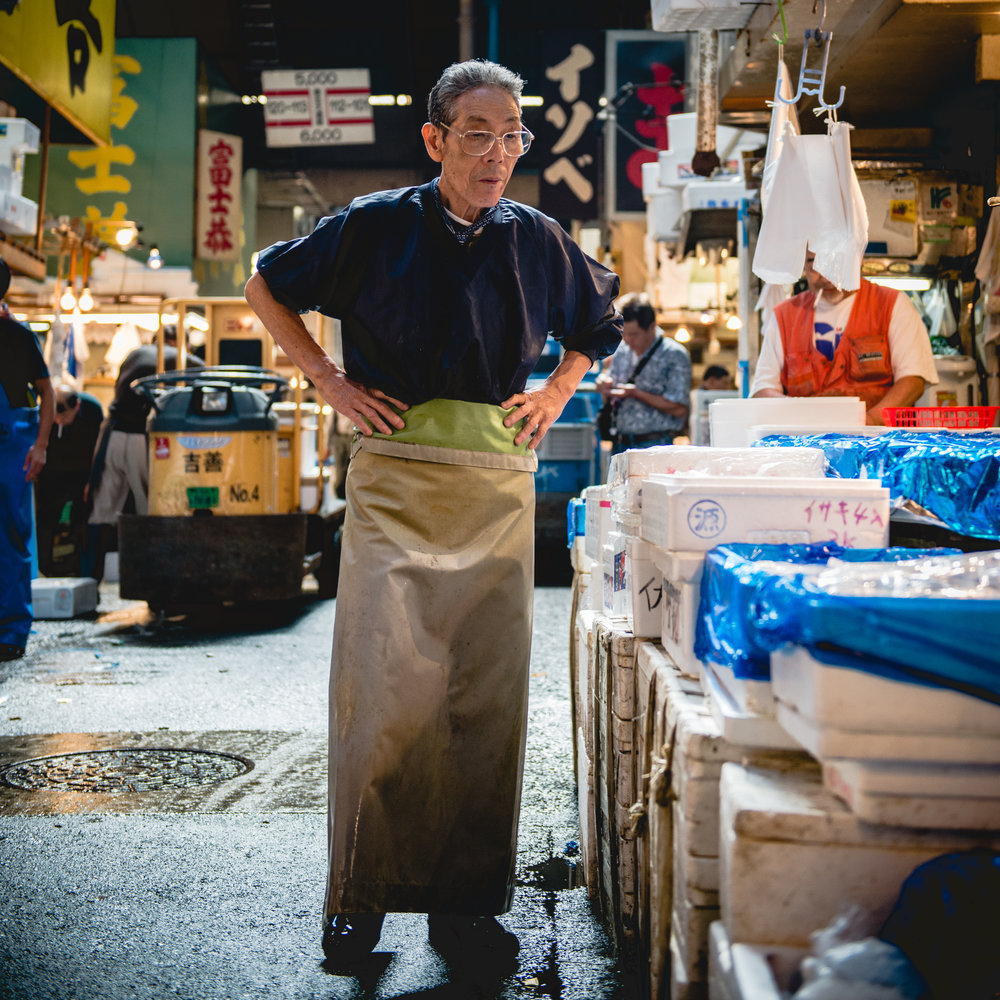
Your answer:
[640,475,890,552]
[720,762,1000,948]
[30,577,98,619]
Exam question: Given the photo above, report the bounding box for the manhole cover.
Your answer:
[0,748,254,793]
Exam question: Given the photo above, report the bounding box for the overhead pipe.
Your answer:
[692,29,721,178]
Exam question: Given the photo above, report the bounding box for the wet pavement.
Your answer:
[0,583,636,999]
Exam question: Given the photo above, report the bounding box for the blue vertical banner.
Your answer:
[538,33,603,223]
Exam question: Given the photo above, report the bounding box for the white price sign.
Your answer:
[261,68,374,148]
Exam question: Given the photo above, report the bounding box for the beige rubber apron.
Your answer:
[325,398,538,917]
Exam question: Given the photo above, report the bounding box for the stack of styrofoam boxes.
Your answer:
[636,642,812,1000]
[772,642,1000,831]
[592,617,638,959]
[568,496,594,612]
[642,470,891,748]
[583,484,613,613]
[718,762,1000,962]
[0,118,40,236]
[606,446,827,647]
[573,602,600,895]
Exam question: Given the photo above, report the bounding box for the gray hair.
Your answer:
[427,59,525,126]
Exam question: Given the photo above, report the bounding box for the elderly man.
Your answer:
[34,383,103,577]
[0,257,54,661]
[245,58,621,966]
[751,251,938,424]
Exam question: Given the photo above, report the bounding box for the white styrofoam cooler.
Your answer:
[710,397,866,447]
[771,645,1000,737]
[608,445,827,518]
[703,661,800,751]
[653,547,705,679]
[626,537,663,638]
[584,484,612,561]
[31,577,98,619]
[822,757,1000,830]
[640,475,890,552]
[720,762,1000,948]
[772,645,1000,764]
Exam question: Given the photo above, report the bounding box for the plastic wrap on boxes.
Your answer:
[754,550,1000,702]
[605,445,827,521]
[694,543,956,681]
[756,431,1000,540]
[567,496,585,548]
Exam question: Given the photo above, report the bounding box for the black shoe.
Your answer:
[428,914,519,967]
[321,912,385,963]
[0,645,25,663]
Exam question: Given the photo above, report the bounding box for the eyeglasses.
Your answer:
[437,122,534,157]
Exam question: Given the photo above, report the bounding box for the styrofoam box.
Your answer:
[672,902,716,996]
[640,475,890,552]
[720,762,1000,948]
[823,757,1000,831]
[30,577,98,619]
[606,532,628,617]
[748,423,890,442]
[0,117,41,153]
[576,724,598,895]
[1,191,38,236]
[708,921,806,1000]
[650,548,702,678]
[609,445,826,517]
[772,644,1000,737]
[674,798,719,908]
[584,484,612,561]
[626,538,663,639]
[700,661,776,717]
[682,177,748,212]
[703,661,801,751]
[777,698,1000,765]
[574,609,598,758]
[710,396,865,448]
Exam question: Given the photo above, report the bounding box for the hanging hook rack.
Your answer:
[774,23,845,110]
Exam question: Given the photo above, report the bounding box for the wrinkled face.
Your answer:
[421,86,522,223]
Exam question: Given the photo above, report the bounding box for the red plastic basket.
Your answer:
[882,406,1000,429]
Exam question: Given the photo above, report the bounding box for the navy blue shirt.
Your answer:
[256,182,622,406]
[0,314,48,408]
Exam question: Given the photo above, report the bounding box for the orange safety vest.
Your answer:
[776,278,898,406]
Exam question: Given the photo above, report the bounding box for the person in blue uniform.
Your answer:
[246,59,621,968]
[0,257,54,661]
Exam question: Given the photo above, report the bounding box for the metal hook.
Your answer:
[774,27,845,110]
[772,0,788,46]
[812,0,827,38]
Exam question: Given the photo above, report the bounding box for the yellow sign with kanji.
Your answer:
[0,0,115,145]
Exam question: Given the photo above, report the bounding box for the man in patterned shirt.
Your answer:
[596,292,691,454]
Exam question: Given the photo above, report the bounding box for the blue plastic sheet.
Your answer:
[566,496,585,548]
[693,542,959,682]
[755,431,1000,539]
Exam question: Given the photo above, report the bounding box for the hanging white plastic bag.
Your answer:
[753,121,868,292]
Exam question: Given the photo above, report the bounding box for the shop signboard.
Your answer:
[0,0,115,145]
[261,68,373,148]
[538,33,603,222]
[196,130,242,263]
[605,30,688,220]
[27,38,196,268]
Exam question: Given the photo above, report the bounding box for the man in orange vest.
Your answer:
[750,251,938,424]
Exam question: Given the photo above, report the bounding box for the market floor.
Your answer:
[0,584,636,1000]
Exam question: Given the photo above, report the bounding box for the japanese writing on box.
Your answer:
[803,498,886,547]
